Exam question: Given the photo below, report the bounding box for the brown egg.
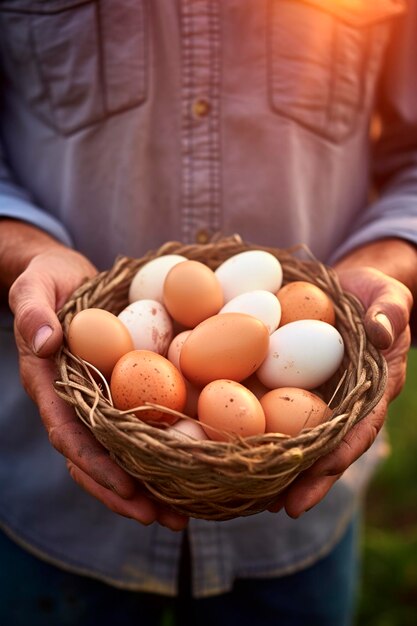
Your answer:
[67,308,134,379]
[260,387,331,436]
[198,379,266,442]
[180,313,270,387]
[110,350,187,424]
[163,260,224,327]
[276,281,336,326]
[167,330,192,371]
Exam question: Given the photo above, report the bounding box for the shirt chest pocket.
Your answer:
[268,0,405,142]
[0,0,148,135]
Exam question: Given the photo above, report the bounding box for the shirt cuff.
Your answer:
[328,201,417,264]
[0,191,73,248]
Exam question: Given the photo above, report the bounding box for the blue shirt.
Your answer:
[0,0,416,597]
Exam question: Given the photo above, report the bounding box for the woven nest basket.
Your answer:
[55,235,387,521]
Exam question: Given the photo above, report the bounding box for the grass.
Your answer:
[356,347,417,625]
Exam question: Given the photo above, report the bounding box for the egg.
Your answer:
[276,280,336,326]
[163,260,224,327]
[167,330,192,370]
[128,254,187,303]
[118,299,173,355]
[166,418,208,441]
[214,250,283,302]
[256,319,345,390]
[197,379,266,442]
[219,290,281,334]
[110,350,187,424]
[260,387,331,436]
[180,313,270,387]
[67,308,134,379]
[167,330,200,417]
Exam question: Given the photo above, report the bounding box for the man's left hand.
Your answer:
[269,265,412,517]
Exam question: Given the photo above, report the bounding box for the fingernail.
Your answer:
[33,324,53,353]
[375,313,393,343]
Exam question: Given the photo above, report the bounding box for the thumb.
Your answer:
[364,287,412,351]
[336,267,413,351]
[9,270,63,358]
[364,310,394,351]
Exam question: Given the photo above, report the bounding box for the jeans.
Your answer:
[0,515,360,626]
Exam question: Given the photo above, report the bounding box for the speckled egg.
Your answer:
[110,350,187,424]
[197,379,266,442]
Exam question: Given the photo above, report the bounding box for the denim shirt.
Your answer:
[0,0,416,598]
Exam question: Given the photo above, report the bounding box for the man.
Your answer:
[0,1,415,624]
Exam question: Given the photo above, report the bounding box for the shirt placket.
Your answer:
[180,0,222,244]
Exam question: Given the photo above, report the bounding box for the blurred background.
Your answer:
[356,347,417,625]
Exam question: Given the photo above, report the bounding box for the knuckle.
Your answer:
[14,299,39,333]
[48,425,65,456]
[10,287,41,338]
[8,273,31,313]
[327,440,353,475]
[66,459,77,481]
[388,295,412,330]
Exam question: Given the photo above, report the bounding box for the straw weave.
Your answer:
[55,235,387,520]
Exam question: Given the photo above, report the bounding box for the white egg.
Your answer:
[128,254,187,303]
[215,250,283,302]
[118,299,173,355]
[167,418,208,441]
[219,290,281,334]
[256,319,344,390]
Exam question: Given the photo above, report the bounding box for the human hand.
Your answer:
[269,265,413,518]
[9,247,188,530]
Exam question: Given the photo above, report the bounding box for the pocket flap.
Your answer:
[300,0,406,26]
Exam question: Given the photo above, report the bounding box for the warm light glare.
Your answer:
[307,0,405,24]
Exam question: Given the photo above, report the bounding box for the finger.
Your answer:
[25,355,138,500]
[156,508,189,532]
[283,473,343,519]
[365,295,410,350]
[9,271,63,357]
[267,494,286,513]
[281,400,387,517]
[306,400,387,479]
[267,472,342,517]
[49,414,138,500]
[66,461,158,526]
[364,312,394,351]
[336,266,412,350]
[67,462,189,530]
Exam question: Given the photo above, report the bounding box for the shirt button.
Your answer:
[192,98,211,118]
[195,229,211,244]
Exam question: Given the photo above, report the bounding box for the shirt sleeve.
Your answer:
[0,139,73,247]
[328,2,417,263]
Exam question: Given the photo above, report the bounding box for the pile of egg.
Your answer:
[67,250,345,442]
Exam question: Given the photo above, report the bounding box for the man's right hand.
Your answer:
[6,226,188,531]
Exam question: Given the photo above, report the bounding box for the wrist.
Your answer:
[333,238,417,300]
[0,218,66,290]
